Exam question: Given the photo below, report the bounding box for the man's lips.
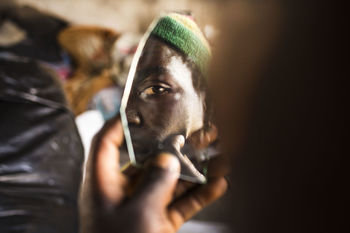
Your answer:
[130,137,158,162]
[129,133,207,183]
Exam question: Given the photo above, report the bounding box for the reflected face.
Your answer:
[126,36,204,159]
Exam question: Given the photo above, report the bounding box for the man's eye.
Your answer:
[142,85,170,96]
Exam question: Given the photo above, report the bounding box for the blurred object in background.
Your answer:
[0,21,27,47]
[75,110,104,177]
[59,26,121,115]
[211,0,347,233]
[88,86,123,121]
[178,220,229,233]
[0,57,83,233]
[0,2,72,86]
[58,26,119,75]
[0,4,68,62]
[0,5,85,231]
[0,2,136,117]
[16,0,219,34]
[112,33,142,86]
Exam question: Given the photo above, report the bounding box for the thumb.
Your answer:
[131,153,180,208]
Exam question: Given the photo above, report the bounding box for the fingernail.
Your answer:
[154,153,180,174]
[174,135,185,151]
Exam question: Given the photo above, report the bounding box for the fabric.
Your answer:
[151,13,211,75]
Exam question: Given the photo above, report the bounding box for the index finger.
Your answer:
[90,116,127,206]
[168,177,227,230]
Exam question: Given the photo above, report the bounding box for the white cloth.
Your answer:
[75,110,104,178]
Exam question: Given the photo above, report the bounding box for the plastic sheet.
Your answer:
[0,5,68,63]
[0,58,83,233]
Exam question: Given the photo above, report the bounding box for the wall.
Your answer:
[16,0,220,34]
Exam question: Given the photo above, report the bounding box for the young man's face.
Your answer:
[126,37,204,160]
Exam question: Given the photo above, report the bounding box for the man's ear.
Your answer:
[188,123,218,150]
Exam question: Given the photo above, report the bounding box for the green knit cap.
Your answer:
[151,13,211,76]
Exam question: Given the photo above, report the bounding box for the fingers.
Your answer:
[189,124,218,150]
[207,155,231,178]
[160,135,185,155]
[131,153,180,208]
[173,180,195,199]
[168,177,228,230]
[91,116,127,206]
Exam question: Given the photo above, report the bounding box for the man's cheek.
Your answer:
[157,100,183,124]
[150,96,179,113]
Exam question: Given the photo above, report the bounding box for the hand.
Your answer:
[81,116,227,233]
[188,123,218,150]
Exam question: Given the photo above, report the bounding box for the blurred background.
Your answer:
[15,0,219,33]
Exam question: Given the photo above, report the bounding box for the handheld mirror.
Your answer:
[120,13,218,183]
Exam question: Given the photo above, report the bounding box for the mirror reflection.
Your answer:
[121,13,218,183]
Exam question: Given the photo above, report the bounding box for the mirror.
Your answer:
[120,12,218,183]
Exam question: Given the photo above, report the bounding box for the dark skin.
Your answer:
[126,36,205,161]
[84,116,227,233]
[82,36,227,233]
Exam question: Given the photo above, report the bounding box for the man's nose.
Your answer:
[126,105,142,126]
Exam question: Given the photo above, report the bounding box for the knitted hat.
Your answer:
[151,13,211,76]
